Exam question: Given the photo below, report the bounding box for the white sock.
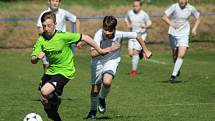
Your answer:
[132,55,139,70]
[100,84,111,99]
[172,58,183,76]
[90,95,98,110]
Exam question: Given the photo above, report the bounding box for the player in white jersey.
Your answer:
[86,16,152,119]
[162,0,201,83]
[37,0,81,72]
[125,0,152,76]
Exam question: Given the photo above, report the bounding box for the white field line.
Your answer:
[147,59,167,65]
[122,55,168,65]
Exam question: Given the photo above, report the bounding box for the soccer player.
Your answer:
[125,0,152,76]
[86,16,152,119]
[162,0,201,82]
[31,11,111,121]
[37,0,81,72]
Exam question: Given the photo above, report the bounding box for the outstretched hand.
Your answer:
[143,50,152,60]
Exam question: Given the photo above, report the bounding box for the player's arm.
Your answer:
[125,15,132,30]
[90,43,120,58]
[191,17,201,36]
[136,33,152,59]
[65,10,81,33]
[79,34,114,55]
[162,14,176,29]
[31,38,45,64]
[191,7,201,36]
[142,14,152,29]
[162,4,177,29]
[75,19,81,33]
[31,52,45,64]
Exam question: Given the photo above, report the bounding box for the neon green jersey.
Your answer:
[31,31,81,79]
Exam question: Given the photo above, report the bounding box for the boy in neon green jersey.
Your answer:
[31,11,119,121]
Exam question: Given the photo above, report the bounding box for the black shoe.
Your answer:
[98,98,106,113]
[139,49,144,60]
[170,75,177,83]
[177,70,181,77]
[86,110,97,120]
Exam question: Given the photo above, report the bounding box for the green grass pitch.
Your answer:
[0,44,214,121]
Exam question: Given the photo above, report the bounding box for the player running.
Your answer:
[162,0,201,83]
[37,0,80,72]
[125,0,152,76]
[31,11,111,121]
[86,16,152,119]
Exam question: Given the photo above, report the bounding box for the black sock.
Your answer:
[45,108,62,121]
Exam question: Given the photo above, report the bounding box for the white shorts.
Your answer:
[91,59,119,85]
[128,33,147,51]
[169,34,189,49]
[42,56,49,65]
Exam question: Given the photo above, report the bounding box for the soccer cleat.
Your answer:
[170,75,177,83]
[139,49,144,60]
[129,70,137,76]
[98,98,106,114]
[86,110,97,120]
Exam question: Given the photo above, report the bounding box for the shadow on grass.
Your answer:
[83,115,138,120]
[31,97,74,102]
[159,80,185,84]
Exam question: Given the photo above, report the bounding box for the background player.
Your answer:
[125,0,152,76]
[37,0,81,72]
[162,0,201,82]
[31,11,110,121]
[86,16,152,119]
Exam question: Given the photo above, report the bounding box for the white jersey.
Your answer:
[37,8,77,32]
[125,10,151,33]
[92,29,137,63]
[164,3,200,36]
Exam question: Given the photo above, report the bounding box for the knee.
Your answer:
[103,81,111,88]
[91,90,99,97]
[178,54,185,59]
[41,88,50,98]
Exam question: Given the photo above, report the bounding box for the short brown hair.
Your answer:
[41,11,56,23]
[134,0,142,6]
[103,16,117,32]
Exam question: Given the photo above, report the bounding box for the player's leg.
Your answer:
[168,34,178,63]
[87,84,101,119]
[170,36,189,82]
[87,61,103,119]
[41,74,69,121]
[98,73,113,113]
[128,39,139,76]
[171,47,187,81]
[130,49,140,76]
[98,60,119,113]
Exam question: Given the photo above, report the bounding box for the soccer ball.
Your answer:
[23,113,43,121]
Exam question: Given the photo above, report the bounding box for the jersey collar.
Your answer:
[42,30,57,40]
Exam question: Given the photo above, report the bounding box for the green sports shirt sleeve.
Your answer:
[63,32,82,45]
[31,37,43,57]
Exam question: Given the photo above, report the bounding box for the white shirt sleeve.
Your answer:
[164,4,176,16]
[64,10,77,23]
[191,6,200,19]
[122,32,137,40]
[37,13,43,28]
[125,11,130,22]
[144,13,152,25]
[91,31,101,50]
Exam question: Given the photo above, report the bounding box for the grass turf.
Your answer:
[0,44,215,121]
